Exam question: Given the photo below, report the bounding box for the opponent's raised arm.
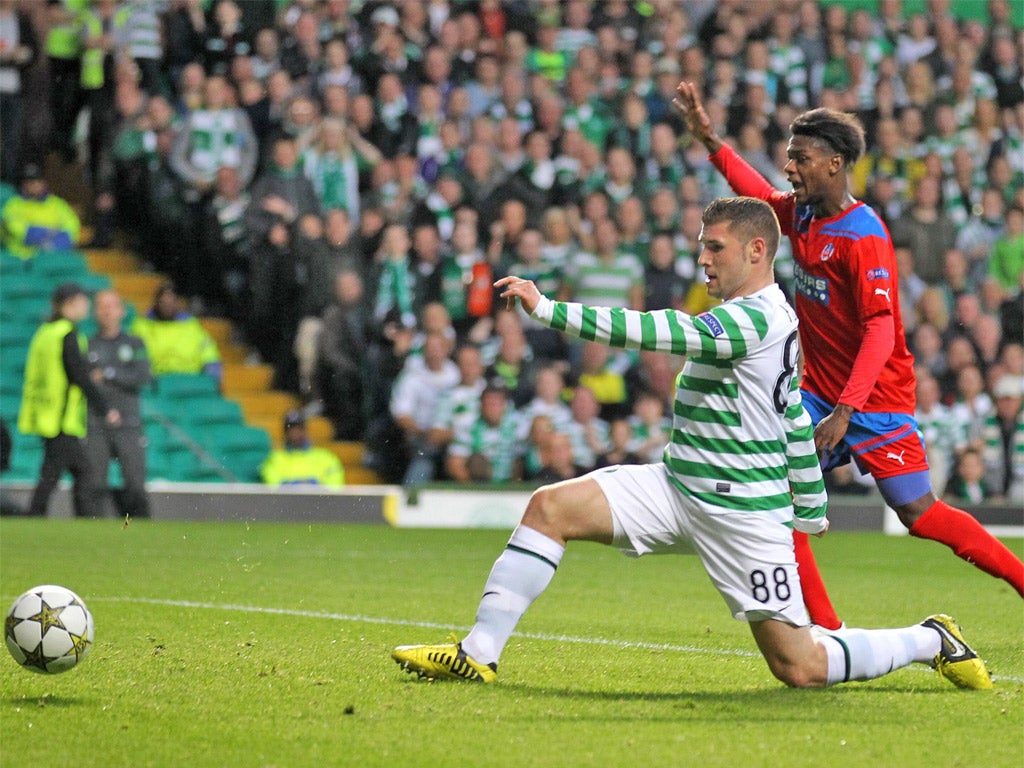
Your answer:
[672,81,723,155]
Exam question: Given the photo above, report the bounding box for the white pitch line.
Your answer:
[92,596,1024,684]
[97,596,759,657]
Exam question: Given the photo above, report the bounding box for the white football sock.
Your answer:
[461,526,565,666]
[820,625,941,685]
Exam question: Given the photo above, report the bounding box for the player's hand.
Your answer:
[672,81,723,154]
[495,275,542,315]
[813,404,854,456]
[813,519,830,539]
[106,409,121,427]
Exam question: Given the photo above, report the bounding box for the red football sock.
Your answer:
[793,531,842,629]
[910,499,1024,597]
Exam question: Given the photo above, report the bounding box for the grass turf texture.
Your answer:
[0,519,1021,768]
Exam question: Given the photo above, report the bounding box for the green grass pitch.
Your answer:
[1,518,1021,767]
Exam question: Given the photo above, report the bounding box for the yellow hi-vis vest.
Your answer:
[1,194,81,259]
[260,447,345,487]
[18,319,87,438]
[79,9,105,89]
[45,0,89,59]
[129,316,221,376]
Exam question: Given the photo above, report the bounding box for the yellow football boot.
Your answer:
[392,634,498,683]
[921,614,993,690]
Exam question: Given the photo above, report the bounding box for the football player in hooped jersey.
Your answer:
[391,197,991,691]
[673,81,1024,629]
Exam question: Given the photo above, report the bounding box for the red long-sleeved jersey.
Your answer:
[710,144,917,414]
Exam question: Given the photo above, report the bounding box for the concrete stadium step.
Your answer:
[234,390,302,423]
[326,441,365,466]
[344,466,382,485]
[111,272,166,313]
[221,362,275,396]
[249,413,334,446]
[85,249,141,274]
[199,317,234,346]
[80,238,261,419]
[219,345,248,364]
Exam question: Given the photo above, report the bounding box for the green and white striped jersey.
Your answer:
[531,285,827,532]
[564,250,643,309]
[449,411,523,482]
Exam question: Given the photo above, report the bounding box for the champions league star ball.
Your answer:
[5,585,94,674]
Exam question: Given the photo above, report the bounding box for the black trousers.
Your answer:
[86,425,150,518]
[48,56,83,158]
[28,433,94,517]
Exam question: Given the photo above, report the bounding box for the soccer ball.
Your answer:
[5,585,94,674]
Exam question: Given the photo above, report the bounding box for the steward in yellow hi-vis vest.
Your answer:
[18,283,119,517]
[129,283,222,383]
[260,411,345,487]
[0,163,80,258]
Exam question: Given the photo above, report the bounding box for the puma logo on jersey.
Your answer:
[874,287,891,301]
[885,450,905,465]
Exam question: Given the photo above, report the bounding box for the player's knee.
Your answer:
[522,485,562,529]
[764,655,824,689]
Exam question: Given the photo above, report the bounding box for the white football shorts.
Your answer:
[590,462,810,626]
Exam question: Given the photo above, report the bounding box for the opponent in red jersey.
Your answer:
[674,81,1023,626]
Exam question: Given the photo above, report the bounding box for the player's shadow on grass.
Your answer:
[5,695,92,708]
[502,682,954,703]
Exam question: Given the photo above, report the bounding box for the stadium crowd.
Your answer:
[2,0,1022,495]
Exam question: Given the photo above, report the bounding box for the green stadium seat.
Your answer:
[222,452,266,483]
[151,373,220,401]
[204,423,271,453]
[185,464,229,482]
[0,391,21,420]
[4,442,41,480]
[177,398,244,428]
[158,445,227,483]
[202,424,270,483]
[0,295,49,325]
[31,250,89,281]
[1,273,52,300]
[74,273,113,294]
[0,344,30,378]
[0,318,34,345]
[0,251,26,276]
[0,182,15,209]
[144,451,168,481]
[0,373,23,396]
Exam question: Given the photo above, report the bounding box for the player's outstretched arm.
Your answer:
[672,81,723,155]
[495,275,543,315]
[673,82,786,208]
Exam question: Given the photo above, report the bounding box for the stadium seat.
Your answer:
[150,373,220,401]
[159,440,228,483]
[0,320,34,350]
[4,433,41,480]
[0,251,26,275]
[1,273,53,301]
[204,423,271,454]
[31,250,89,281]
[0,296,49,325]
[0,182,15,209]
[202,424,271,482]
[0,392,22,421]
[0,373,22,396]
[74,272,113,294]
[177,398,244,428]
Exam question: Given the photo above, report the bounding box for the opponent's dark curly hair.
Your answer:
[790,108,866,167]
